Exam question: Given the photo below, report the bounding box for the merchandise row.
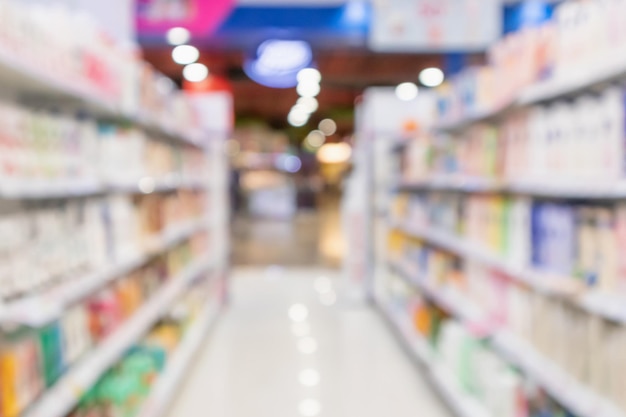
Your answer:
[0,240,210,417]
[67,276,219,417]
[391,227,626,411]
[0,190,208,303]
[393,192,626,294]
[0,0,200,137]
[437,0,626,124]
[404,85,626,184]
[0,101,207,188]
[384,272,579,417]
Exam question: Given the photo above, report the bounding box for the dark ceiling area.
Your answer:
[142,46,447,127]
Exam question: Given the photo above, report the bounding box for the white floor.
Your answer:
[166,267,453,417]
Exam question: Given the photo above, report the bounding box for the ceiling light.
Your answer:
[419,67,445,87]
[297,82,321,98]
[318,119,337,136]
[317,143,352,164]
[305,130,326,148]
[297,97,319,113]
[288,111,309,127]
[172,45,199,65]
[166,27,191,45]
[183,63,209,82]
[297,68,322,84]
[395,82,419,101]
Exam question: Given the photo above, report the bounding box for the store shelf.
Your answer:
[0,46,203,149]
[377,300,493,417]
[0,217,209,327]
[519,56,626,106]
[388,259,485,323]
[386,259,625,417]
[396,177,626,199]
[434,56,626,132]
[491,331,625,417]
[433,100,515,133]
[21,256,213,417]
[136,299,220,417]
[394,222,580,294]
[0,176,209,200]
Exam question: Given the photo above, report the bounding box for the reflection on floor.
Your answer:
[165,267,452,417]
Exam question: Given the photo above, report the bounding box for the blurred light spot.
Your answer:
[297,97,319,113]
[299,399,322,416]
[276,154,302,173]
[297,68,322,84]
[289,304,309,322]
[256,40,313,76]
[316,143,352,164]
[395,82,419,101]
[183,63,209,82]
[343,0,369,25]
[419,67,445,87]
[172,45,199,65]
[166,27,191,45]
[297,82,321,98]
[299,369,321,387]
[314,277,332,294]
[288,110,309,127]
[318,119,337,136]
[298,337,318,354]
[138,177,155,194]
[305,130,326,149]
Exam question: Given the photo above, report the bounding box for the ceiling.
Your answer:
[138,1,494,131]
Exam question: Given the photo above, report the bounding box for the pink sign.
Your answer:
[137,0,234,37]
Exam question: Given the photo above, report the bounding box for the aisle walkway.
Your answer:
[166,267,452,417]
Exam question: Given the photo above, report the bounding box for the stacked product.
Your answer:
[0,0,200,133]
[0,190,207,303]
[0,235,210,417]
[66,275,217,417]
[437,0,626,123]
[386,272,578,417]
[0,101,207,188]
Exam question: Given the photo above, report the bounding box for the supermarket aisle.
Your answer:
[166,267,452,417]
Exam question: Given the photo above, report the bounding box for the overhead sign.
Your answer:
[137,0,234,37]
[369,0,501,52]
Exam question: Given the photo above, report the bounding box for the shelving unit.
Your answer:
[357,5,626,416]
[21,257,214,417]
[0,217,210,327]
[135,298,221,417]
[0,5,231,417]
[377,300,493,417]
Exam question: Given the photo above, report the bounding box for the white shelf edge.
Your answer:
[377,300,493,417]
[0,217,209,327]
[21,256,214,417]
[136,298,220,417]
[492,331,625,417]
[396,177,626,199]
[0,177,210,200]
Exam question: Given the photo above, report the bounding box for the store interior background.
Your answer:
[7,1,626,417]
